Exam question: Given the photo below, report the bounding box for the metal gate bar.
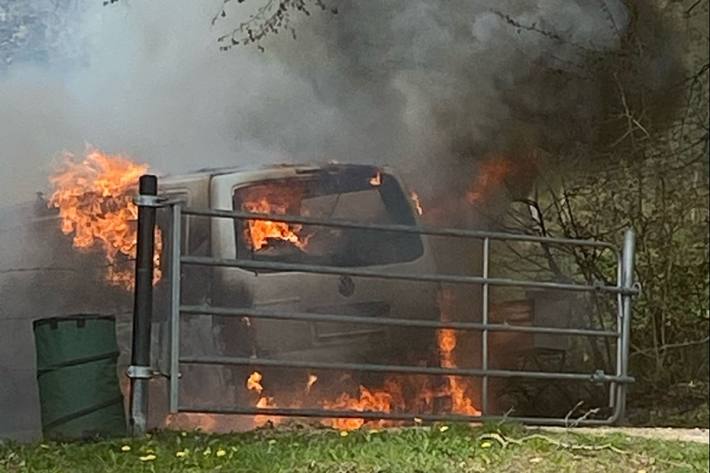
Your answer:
[179,305,619,337]
[183,207,616,249]
[178,406,624,427]
[179,355,634,383]
[181,255,632,294]
[130,181,638,430]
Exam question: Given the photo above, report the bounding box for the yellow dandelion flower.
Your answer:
[120,445,131,452]
[175,450,188,458]
[216,449,227,457]
[480,441,492,449]
[339,431,349,437]
[439,425,450,433]
[139,454,156,462]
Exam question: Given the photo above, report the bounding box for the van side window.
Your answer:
[231,169,423,268]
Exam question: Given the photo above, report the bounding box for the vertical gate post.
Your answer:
[481,237,490,415]
[168,202,182,413]
[617,228,636,421]
[129,174,158,436]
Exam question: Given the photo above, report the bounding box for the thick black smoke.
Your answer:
[253,0,683,205]
[254,1,630,197]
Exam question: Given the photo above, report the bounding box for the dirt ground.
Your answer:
[538,426,710,444]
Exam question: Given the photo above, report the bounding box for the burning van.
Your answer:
[155,163,441,368]
[1,151,636,438]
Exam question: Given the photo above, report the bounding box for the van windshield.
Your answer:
[232,167,424,267]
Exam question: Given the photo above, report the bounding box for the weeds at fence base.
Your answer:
[1,423,707,472]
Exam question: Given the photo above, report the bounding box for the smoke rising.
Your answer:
[0,0,680,209]
[0,0,323,204]
[258,0,635,199]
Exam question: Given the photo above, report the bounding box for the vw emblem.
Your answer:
[338,275,355,297]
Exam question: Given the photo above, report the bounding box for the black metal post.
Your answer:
[129,174,158,436]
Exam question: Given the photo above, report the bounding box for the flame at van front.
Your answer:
[47,148,162,289]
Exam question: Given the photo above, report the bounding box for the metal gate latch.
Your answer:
[133,194,166,208]
[127,365,153,379]
[590,369,606,384]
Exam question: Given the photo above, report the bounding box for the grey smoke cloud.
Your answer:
[0,0,319,204]
[0,0,645,206]
[264,0,632,197]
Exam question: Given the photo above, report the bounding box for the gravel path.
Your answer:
[537,426,709,444]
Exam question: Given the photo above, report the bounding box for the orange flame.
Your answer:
[246,371,264,394]
[241,188,310,252]
[466,156,512,206]
[243,289,480,431]
[436,289,481,416]
[369,171,382,186]
[320,379,405,430]
[172,302,479,433]
[411,191,424,216]
[246,370,282,427]
[47,148,162,289]
[306,374,318,394]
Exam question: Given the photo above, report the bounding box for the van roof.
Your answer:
[161,162,384,181]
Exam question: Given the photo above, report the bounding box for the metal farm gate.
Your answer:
[126,175,639,434]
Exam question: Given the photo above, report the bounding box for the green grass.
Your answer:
[1,423,707,472]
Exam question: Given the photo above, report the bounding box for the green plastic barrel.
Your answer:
[33,315,127,439]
